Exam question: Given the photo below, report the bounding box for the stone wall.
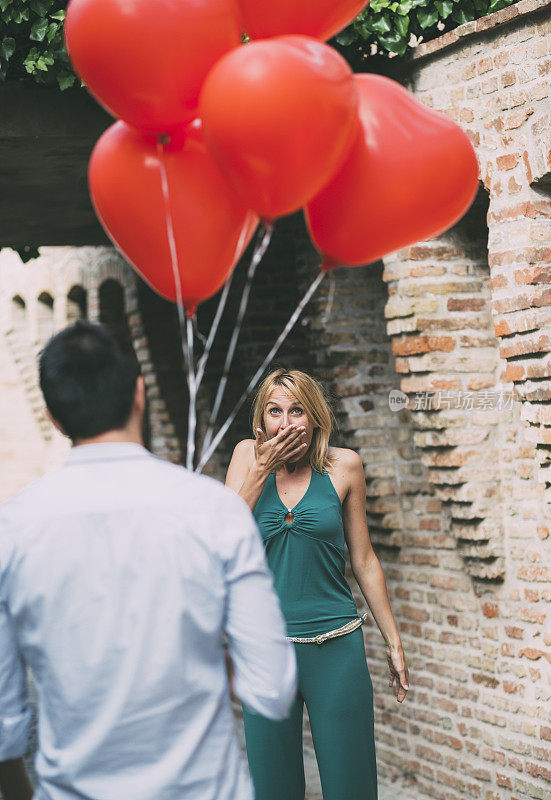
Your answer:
[0,246,179,492]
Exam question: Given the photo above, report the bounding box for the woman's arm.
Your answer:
[226,439,270,511]
[225,426,307,512]
[341,450,410,703]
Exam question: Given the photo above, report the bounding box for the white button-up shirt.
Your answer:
[0,443,297,800]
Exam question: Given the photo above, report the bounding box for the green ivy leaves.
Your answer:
[30,17,49,40]
[417,7,439,28]
[336,0,519,60]
[435,1,453,18]
[0,0,523,88]
[1,35,15,59]
[0,0,76,88]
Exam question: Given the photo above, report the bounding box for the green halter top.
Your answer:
[253,467,360,637]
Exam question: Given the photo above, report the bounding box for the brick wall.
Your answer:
[324,4,549,798]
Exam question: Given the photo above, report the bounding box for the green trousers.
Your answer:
[242,628,377,800]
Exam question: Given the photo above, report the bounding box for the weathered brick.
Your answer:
[417,316,488,334]
[493,306,551,336]
[496,773,513,788]
[515,266,551,284]
[518,565,551,581]
[530,80,549,101]
[493,286,551,315]
[525,761,551,781]
[490,273,508,290]
[478,57,493,74]
[392,335,456,356]
[385,296,440,319]
[518,647,551,662]
[405,244,463,261]
[482,77,499,94]
[488,199,550,222]
[447,297,487,311]
[462,62,478,81]
[497,153,520,170]
[493,51,509,68]
[500,334,551,358]
[502,107,535,129]
[524,159,539,192]
[482,602,499,618]
[501,71,517,87]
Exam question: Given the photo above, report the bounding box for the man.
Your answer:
[0,320,297,800]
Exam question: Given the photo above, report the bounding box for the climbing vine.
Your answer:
[334,0,520,63]
[0,0,522,88]
[0,0,74,88]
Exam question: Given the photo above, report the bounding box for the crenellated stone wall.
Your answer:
[0,246,182,497]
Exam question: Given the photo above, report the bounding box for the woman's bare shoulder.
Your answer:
[328,446,363,469]
[232,438,256,465]
[326,447,364,500]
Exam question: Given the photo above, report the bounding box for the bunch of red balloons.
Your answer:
[65,0,479,317]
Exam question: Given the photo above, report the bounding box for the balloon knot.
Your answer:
[320,255,342,272]
[158,134,171,146]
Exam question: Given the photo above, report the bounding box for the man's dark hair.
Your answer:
[39,320,141,441]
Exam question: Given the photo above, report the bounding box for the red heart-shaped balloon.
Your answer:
[65,0,242,134]
[89,121,258,316]
[305,74,479,269]
[237,0,369,42]
[200,36,359,220]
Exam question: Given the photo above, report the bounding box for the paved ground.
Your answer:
[307,757,415,799]
[234,713,417,800]
[303,742,415,800]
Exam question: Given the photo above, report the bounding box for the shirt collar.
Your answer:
[66,442,153,465]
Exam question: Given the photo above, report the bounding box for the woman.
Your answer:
[225,368,409,800]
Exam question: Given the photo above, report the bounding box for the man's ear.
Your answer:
[46,409,68,438]
[134,375,146,414]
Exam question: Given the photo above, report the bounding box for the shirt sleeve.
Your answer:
[220,505,297,720]
[0,599,31,760]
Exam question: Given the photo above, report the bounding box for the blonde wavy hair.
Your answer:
[251,368,336,473]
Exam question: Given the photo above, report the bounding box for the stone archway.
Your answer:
[67,285,87,324]
[11,294,27,337]
[36,291,55,349]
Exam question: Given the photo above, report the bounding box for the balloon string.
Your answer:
[186,315,197,469]
[321,271,335,324]
[199,222,273,462]
[193,317,208,349]
[196,269,326,473]
[156,139,197,470]
[195,219,258,392]
[195,274,234,390]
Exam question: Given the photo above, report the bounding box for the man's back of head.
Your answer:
[38,320,141,443]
